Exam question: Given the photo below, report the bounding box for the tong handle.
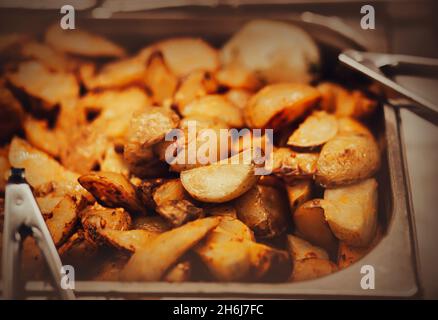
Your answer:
[339,50,438,125]
[2,178,75,300]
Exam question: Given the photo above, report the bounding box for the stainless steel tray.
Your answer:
[0,6,420,298]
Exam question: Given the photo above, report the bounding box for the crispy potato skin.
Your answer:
[244,83,320,129]
[316,133,380,187]
[234,184,289,238]
[293,199,338,255]
[78,172,146,214]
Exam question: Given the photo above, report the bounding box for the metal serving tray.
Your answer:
[0,6,420,298]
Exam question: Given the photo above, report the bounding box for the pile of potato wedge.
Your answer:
[0,19,384,284]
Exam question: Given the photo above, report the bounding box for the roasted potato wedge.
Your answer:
[323,178,378,247]
[225,89,252,110]
[315,133,380,187]
[174,70,218,108]
[46,195,80,246]
[245,83,320,129]
[180,155,259,203]
[7,61,79,110]
[45,24,125,58]
[101,146,129,176]
[290,258,338,282]
[154,37,219,77]
[195,217,289,281]
[79,172,146,215]
[21,41,75,72]
[152,179,188,207]
[120,217,221,281]
[180,95,244,128]
[58,230,100,271]
[293,199,338,255]
[132,215,171,233]
[270,148,319,181]
[285,180,312,214]
[216,64,261,91]
[144,51,178,104]
[287,111,338,148]
[287,235,329,262]
[337,117,373,137]
[96,229,159,253]
[8,137,83,196]
[221,20,320,84]
[81,204,132,239]
[234,184,289,238]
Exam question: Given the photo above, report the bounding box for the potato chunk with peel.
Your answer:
[287,111,338,148]
[286,180,312,214]
[45,24,125,58]
[291,258,338,282]
[323,178,378,247]
[245,83,320,129]
[287,235,329,262]
[78,172,146,215]
[120,217,221,281]
[46,196,80,246]
[163,261,192,282]
[195,217,290,281]
[293,199,338,255]
[234,184,289,238]
[181,95,244,128]
[8,137,83,196]
[316,133,380,187]
[97,229,159,253]
[181,161,258,203]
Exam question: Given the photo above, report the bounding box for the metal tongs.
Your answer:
[339,50,438,125]
[2,168,75,300]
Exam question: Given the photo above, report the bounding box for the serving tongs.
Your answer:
[2,168,75,300]
[339,50,438,125]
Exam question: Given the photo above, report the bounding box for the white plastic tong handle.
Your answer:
[2,168,75,300]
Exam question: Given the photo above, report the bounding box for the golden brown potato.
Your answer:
[78,171,146,215]
[79,87,152,140]
[180,95,244,128]
[0,85,24,143]
[323,178,378,247]
[245,83,320,129]
[101,146,129,176]
[144,51,178,104]
[23,117,66,157]
[318,82,377,119]
[290,258,338,282]
[163,261,192,282]
[225,89,252,110]
[79,56,146,90]
[58,230,100,271]
[234,184,289,238]
[286,235,329,262]
[7,61,79,110]
[21,41,76,72]
[196,217,289,281]
[270,148,319,182]
[96,229,159,253]
[180,155,259,203]
[315,133,380,187]
[46,196,80,246]
[337,117,373,137]
[174,70,218,108]
[132,215,171,233]
[293,199,338,255]
[337,226,382,269]
[156,200,204,227]
[216,64,261,91]
[45,24,125,58]
[124,107,179,167]
[36,195,63,217]
[60,127,109,174]
[221,20,320,84]
[120,216,221,281]
[287,111,338,148]
[8,137,83,196]
[285,180,312,214]
[154,37,219,77]
[81,204,132,239]
[152,179,188,207]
